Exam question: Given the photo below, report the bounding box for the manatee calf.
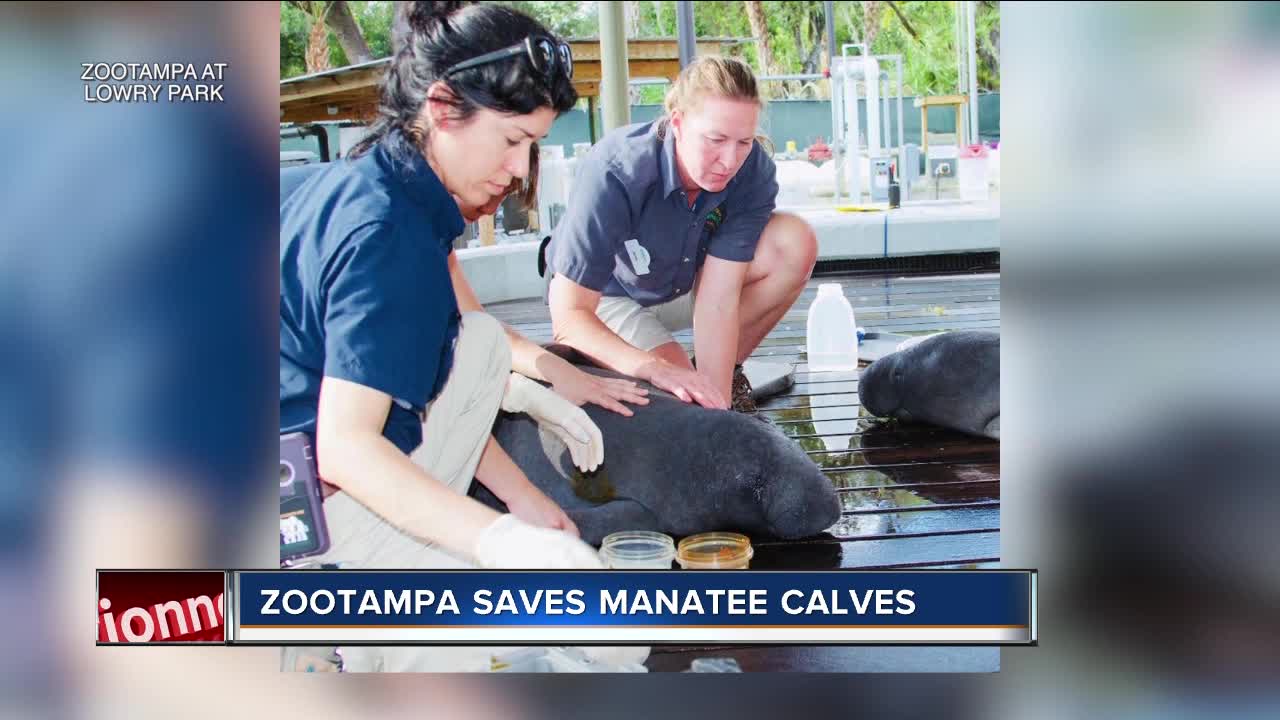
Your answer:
[859,330,1000,440]
[476,350,841,546]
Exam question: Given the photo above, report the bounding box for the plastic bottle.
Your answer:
[806,283,859,372]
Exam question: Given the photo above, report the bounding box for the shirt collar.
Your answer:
[377,130,465,240]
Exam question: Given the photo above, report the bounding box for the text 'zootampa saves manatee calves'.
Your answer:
[477,347,841,546]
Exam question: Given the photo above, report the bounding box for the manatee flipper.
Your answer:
[567,499,663,547]
[470,476,658,547]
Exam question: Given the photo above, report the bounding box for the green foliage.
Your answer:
[874,1,961,95]
[631,1,1000,96]
[280,2,311,79]
[355,1,396,61]
[492,1,599,37]
[279,1,999,94]
[281,1,395,79]
[817,1,1000,95]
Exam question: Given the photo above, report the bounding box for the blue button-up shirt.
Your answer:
[280,130,464,456]
[547,119,778,307]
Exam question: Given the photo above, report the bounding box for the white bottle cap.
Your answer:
[817,283,843,296]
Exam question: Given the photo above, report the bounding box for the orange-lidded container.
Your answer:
[675,532,753,570]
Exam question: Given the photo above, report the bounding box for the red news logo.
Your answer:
[97,570,227,644]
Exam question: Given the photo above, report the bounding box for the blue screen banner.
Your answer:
[227,566,1029,645]
[230,570,1036,646]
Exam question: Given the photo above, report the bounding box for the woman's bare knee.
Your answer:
[750,213,817,284]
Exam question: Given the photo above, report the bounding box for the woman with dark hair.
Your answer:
[280,2,618,593]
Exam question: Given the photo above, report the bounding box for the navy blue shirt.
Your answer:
[547,120,778,307]
[280,131,465,456]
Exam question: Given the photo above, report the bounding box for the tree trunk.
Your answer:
[978,30,999,91]
[305,3,333,74]
[325,0,372,65]
[799,3,825,75]
[977,1,1000,92]
[743,0,778,97]
[792,23,807,71]
[817,4,830,77]
[862,0,883,49]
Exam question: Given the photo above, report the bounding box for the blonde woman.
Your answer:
[545,56,818,413]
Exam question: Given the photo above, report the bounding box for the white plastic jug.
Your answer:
[958,155,989,201]
[806,283,859,372]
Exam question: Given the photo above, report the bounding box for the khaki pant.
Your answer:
[286,312,512,672]
[285,312,648,672]
[595,292,695,352]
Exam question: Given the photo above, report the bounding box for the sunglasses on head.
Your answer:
[443,35,573,82]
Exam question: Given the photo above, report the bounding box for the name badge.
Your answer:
[624,239,651,276]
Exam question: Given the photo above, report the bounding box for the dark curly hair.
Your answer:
[349,1,578,209]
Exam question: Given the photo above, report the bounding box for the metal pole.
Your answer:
[824,0,835,72]
[830,58,845,205]
[841,43,864,203]
[599,2,630,132]
[954,1,965,106]
[967,0,980,145]
[824,12,840,207]
[676,1,696,68]
[871,55,905,149]
[880,71,890,154]
[893,55,904,153]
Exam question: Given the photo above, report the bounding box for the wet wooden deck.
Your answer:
[485,267,1000,672]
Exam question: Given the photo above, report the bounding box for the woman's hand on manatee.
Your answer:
[544,362,649,417]
[638,358,728,410]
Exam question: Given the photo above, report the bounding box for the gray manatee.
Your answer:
[859,330,1000,440]
[474,348,841,546]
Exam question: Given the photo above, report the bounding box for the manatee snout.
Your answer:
[858,353,903,418]
[757,424,841,538]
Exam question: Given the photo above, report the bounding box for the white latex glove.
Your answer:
[474,514,605,569]
[501,373,604,473]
